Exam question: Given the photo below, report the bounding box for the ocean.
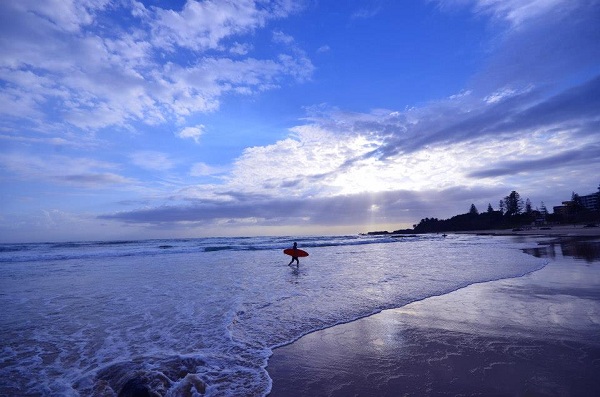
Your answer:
[0,234,545,396]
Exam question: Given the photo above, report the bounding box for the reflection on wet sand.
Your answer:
[523,237,600,263]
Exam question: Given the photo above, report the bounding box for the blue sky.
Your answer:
[1,0,599,242]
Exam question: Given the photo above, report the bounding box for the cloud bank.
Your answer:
[100,73,600,230]
[0,0,313,134]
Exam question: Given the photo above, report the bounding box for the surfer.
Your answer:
[287,242,300,267]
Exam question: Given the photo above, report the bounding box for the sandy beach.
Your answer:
[267,228,600,396]
[457,224,600,238]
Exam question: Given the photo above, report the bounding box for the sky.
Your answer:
[1,0,599,243]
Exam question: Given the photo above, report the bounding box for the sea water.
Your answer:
[0,234,545,396]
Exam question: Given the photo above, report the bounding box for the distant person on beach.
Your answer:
[288,242,300,267]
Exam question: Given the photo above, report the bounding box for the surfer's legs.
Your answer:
[288,257,299,266]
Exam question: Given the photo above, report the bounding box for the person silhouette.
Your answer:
[287,242,300,267]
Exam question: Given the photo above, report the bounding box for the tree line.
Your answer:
[390,190,600,234]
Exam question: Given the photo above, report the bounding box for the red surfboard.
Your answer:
[283,248,309,257]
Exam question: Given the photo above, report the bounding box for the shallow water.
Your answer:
[0,235,544,396]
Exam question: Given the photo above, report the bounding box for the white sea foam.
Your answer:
[0,234,544,396]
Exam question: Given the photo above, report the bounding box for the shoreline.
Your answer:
[267,233,600,396]
[454,224,600,239]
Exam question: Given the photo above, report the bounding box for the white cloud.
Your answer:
[130,151,175,171]
[189,74,600,205]
[351,6,382,20]
[0,153,135,188]
[272,30,295,45]
[0,134,91,148]
[149,0,267,51]
[230,42,253,55]
[144,0,303,51]
[172,124,386,202]
[190,162,226,177]
[484,87,516,104]
[473,0,572,26]
[435,0,574,27]
[10,0,111,33]
[0,0,314,136]
[177,125,206,143]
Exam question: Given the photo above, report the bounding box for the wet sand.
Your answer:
[267,232,600,396]
[457,224,600,238]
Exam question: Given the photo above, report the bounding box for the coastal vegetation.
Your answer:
[376,187,600,235]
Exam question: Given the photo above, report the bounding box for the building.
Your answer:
[579,188,600,212]
[553,201,574,218]
[553,185,600,218]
